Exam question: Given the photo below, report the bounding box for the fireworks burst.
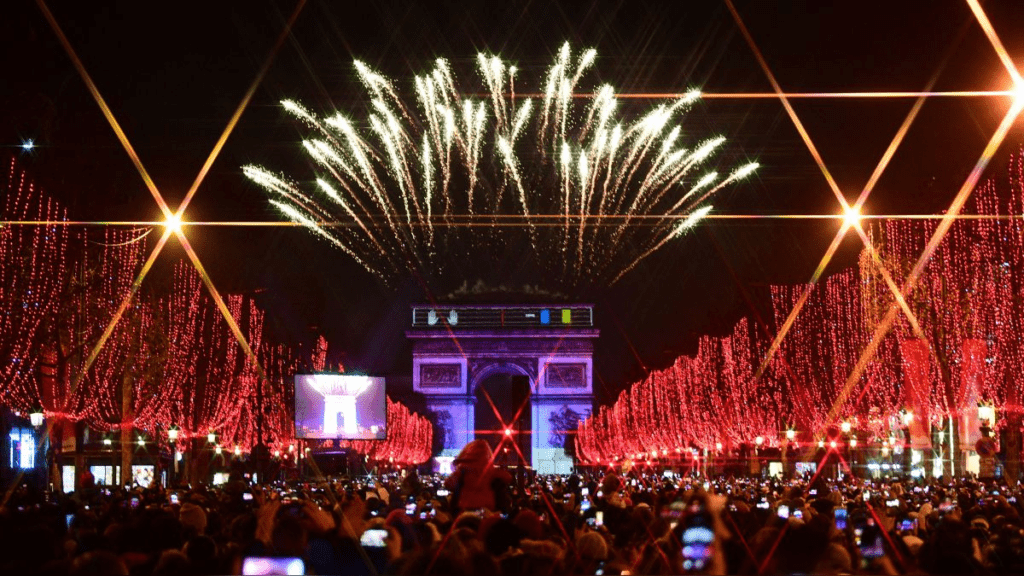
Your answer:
[245,44,757,287]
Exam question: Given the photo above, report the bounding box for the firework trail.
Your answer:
[245,43,757,287]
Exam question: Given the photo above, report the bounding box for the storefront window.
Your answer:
[8,428,36,469]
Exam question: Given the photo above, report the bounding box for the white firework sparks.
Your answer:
[246,44,757,287]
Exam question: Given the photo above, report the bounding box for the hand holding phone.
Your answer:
[835,507,848,530]
[242,557,305,575]
[360,528,388,548]
[859,523,885,560]
[681,502,715,572]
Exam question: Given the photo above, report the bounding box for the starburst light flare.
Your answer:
[246,44,756,287]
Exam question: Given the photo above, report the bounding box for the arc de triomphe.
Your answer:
[407,304,597,474]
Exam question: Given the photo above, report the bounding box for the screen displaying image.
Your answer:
[294,374,386,439]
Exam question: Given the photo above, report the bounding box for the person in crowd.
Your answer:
[3,440,1024,576]
[445,439,513,513]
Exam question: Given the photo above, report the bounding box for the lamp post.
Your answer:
[900,409,914,476]
[167,426,179,486]
[28,408,46,489]
[837,421,856,477]
[977,403,998,480]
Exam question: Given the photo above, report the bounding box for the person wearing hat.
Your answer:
[178,502,208,538]
[445,440,512,513]
[573,531,608,574]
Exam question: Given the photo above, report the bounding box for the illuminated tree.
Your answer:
[0,157,69,415]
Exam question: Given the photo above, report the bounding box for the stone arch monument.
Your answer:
[408,304,597,474]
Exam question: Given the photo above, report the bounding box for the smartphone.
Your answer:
[169,493,179,505]
[581,499,591,512]
[242,557,305,575]
[130,497,140,509]
[886,499,899,508]
[65,513,74,530]
[582,488,589,496]
[899,518,915,531]
[360,528,388,548]
[835,508,848,530]
[808,489,817,496]
[436,489,449,497]
[406,502,416,515]
[681,503,715,572]
[242,492,254,501]
[595,511,604,527]
[777,505,790,519]
[859,523,885,559]
[793,509,803,520]
[756,500,770,510]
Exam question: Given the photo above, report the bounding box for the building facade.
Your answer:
[407,304,597,474]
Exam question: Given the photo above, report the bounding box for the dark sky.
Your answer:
[4,0,1024,403]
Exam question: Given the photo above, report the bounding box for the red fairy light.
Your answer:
[1,157,430,463]
[578,149,1024,463]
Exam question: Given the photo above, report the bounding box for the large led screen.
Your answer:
[294,374,386,439]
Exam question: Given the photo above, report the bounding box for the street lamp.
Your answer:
[754,436,764,447]
[167,425,180,443]
[29,408,44,429]
[207,431,217,444]
[786,429,796,441]
[978,404,995,426]
[840,421,852,434]
[901,410,914,426]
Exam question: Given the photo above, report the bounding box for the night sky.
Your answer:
[3,0,1024,403]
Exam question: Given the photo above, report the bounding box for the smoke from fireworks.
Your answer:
[245,44,757,287]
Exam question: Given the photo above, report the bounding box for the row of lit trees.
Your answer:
[578,151,1024,478]
[1,157,432,488]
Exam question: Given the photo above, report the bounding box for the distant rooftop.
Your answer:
[410,304,594,329]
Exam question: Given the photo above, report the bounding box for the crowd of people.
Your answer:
[2,439,1023,575]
